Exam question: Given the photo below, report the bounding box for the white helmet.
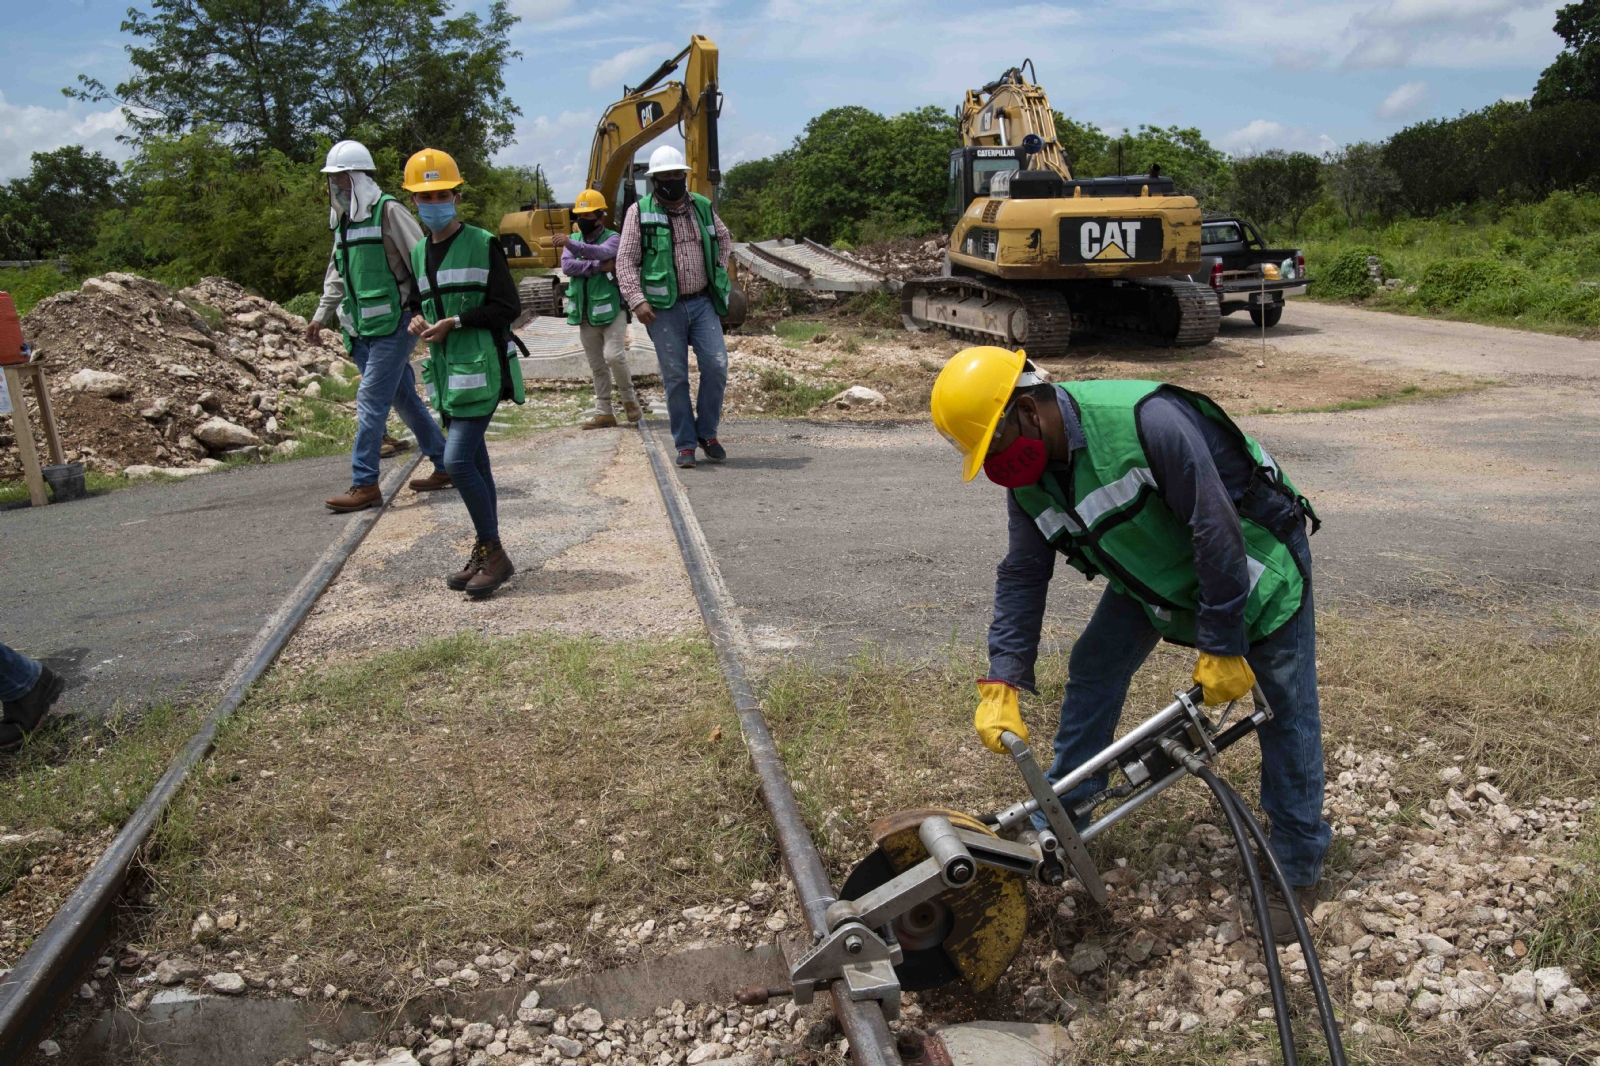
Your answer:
[321,140,376,174]
[645,145,690,176]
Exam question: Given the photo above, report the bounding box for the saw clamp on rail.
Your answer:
[782,684,1272,1019]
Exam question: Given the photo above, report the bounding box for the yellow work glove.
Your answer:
[974,681,1027,755]
[1193,653,1257,706]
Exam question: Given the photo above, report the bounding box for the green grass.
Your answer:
[1251,381,1491,415]
[1298,190,1600,335]
[0,265,76,315]
[757,367,835,415]
[0,467,140,506]
[773,318,835,346]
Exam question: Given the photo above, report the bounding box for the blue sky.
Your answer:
[0,0,1569,192]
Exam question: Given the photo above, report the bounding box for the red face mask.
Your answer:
[983,434,1047,487]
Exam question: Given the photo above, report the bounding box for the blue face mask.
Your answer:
[417,201,458,232]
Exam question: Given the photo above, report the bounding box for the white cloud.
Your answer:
[507,0,572,15]
[1343,0,1550,68]
[1217,119,1338,156]
[0,92,131,181]
[1502,92,1533,102]
[588,42,677,91]
[494,110,599,199]
[1375,80,1430,119]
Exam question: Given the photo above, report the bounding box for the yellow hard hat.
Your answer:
[572,188,607,214]
[931,346,1028,482]
[403,148,464,192]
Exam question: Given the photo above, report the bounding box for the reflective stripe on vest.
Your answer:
[337,224,383,244]
[359,302,393,319]
[448,372,487,390]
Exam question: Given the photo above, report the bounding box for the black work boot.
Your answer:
[1258,881,1319,945]
[1,665,65,752]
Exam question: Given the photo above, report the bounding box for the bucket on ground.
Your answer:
[42,462,86,503]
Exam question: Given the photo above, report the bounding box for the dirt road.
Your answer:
[685,303,1600,663]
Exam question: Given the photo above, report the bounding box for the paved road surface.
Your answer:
[0,455,411,718]
[683,306,1600,663]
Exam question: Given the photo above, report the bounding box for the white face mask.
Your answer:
[330,180,352,213]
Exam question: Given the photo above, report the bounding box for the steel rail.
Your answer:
[637,420,901,1066]
[0,452,423,1061]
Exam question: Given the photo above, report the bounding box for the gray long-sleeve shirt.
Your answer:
[987,387,1257,692]
[312,199,427,328]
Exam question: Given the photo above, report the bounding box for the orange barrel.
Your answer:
[0,292,25,365]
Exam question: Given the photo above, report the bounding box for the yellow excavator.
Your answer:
[902,61,1217,355]
[498,35,745,326]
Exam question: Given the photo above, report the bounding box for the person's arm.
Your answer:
[562,243,600,276]
[1138,396,1251,656]
[311,248,344,327]
[457,239,522,332]
[566,232,619,260]
[616,205,646,311]
[381,200,426,312]
[986,493,1058,694]
[711,211,732,269]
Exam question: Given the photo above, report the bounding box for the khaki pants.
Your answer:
[579,316,636,416]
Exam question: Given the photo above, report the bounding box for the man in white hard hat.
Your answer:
[307,139,451,512]
[615,145,733,468]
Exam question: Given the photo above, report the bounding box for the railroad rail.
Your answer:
[733,239,894,293]
[0,453,422,1062]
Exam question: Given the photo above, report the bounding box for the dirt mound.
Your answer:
[3,273,346,479]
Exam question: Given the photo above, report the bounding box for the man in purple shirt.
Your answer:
[557,189,641,428]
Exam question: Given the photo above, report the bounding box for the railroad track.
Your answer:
[0,453,422,1062]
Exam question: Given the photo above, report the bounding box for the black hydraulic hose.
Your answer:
[1216,778,1348,1066]
[1194,767,1297,1066]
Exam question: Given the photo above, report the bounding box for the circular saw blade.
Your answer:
[838,808,1029,994]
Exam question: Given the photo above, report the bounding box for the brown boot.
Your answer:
[622,401,642,424]
[410,468,453,492]
[464,540,515,599]
[581,413,618,430]
[326,483,381,512]
[447,540,486,591]
[380,434,411,458]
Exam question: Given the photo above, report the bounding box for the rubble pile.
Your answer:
[5,272,347,480]
[846,234,948,279]
[1041,740,1596,1060]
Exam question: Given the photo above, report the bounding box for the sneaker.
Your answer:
[380,434,412,458]
[447,540,487,591]
[698,437,726,462]
[582,413,618,430]
[622,401,643,424]
[326,484,382,512]
[676,449,697,469]
[464,540,515,599]
[1,665,65,752]
[409,468,453,492]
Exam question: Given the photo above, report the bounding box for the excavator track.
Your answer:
[517,275,564,318]
[900,275,1074,358]
[1075,277,1220,348]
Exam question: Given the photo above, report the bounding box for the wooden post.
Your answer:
[28,365,64,465]
[2,364,46,507]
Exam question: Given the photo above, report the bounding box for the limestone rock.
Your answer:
[67,368,131,398]
[825,385,886,409]
[193,416,260,449]
[205,972,246,994]
[155,957,200,985]
[569,1007,603,1033]
[546,1035,583,1059]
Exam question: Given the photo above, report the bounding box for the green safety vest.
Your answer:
[410,224,525,419]
[1011,380,1316,646]
[334,193,404,338]
[636,192,730,316]
[565,227,623,326]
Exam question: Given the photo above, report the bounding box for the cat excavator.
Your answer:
[498,35,745,327]
[901,61,1218,356]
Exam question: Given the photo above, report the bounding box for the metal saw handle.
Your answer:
[1000,731,1108,904]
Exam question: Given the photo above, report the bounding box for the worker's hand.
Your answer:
[600,259,616,273]
[419,317,457,343]
[304,320,322,344]
[633,303,656,325]
[552,233,570,250]
[407,316,430,337]
[974,680,1027,755]
[1193,654,1256,706]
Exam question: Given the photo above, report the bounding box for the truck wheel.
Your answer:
[1248,304,1283,328]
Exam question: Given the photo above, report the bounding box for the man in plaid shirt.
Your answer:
[617,146,734,468]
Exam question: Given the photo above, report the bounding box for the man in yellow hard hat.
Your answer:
[931,346,1327,942]
[402,148,525,598]
[554,189,641,428]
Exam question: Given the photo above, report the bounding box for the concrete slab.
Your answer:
[515,316,660,382]
[934,1020,1072,1065]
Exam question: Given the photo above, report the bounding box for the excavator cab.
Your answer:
[946,147,1029,226]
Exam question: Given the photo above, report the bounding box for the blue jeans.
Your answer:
[644,294,728,453]
[444,415,497,542]
[1042,530,1330,887]
[350,315,446,487]
[0,641,42,703]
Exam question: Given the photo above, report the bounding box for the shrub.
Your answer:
[757,368,834,415]
[282,291,320,320]
[1415,257,1530,308]
[1,265,76,315]
[1317,246,1390,301]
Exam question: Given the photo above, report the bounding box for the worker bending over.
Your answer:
[617,146,733,469]
[309,140,451,512]
[556,189,642,429]
[403,149,525,598]
[932,347,1329,941]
